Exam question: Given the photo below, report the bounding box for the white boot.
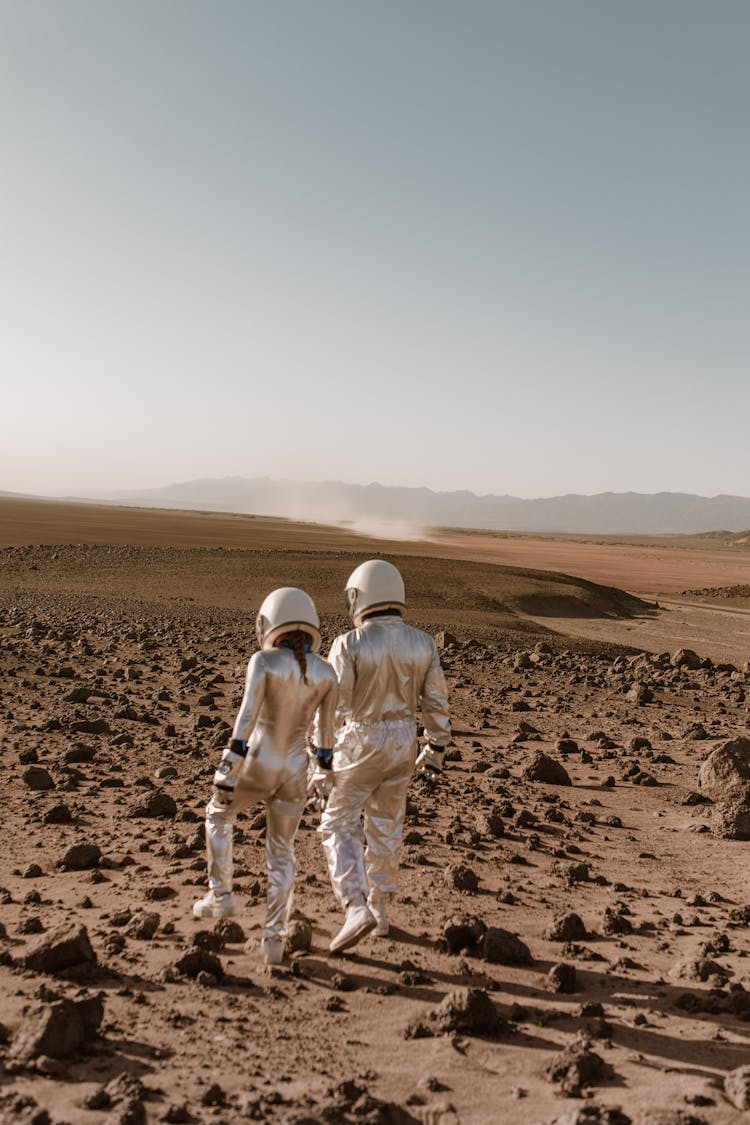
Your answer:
[368,893,391,937]
[329,897,376,954]
[261,936,285,965]
[192,890,236,920]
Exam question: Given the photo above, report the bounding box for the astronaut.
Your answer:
[193,587,337,966]
[318,560,451,953]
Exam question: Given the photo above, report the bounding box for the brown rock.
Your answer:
[547,962,578,993]
[712,801,750,840]
[127,791,177,819]
[545,1041,608,1096]
[546,913,587,942]
[58,842,101,870]
[725,1064,750,1109]
[521,752,571,786]
[432,987,502,1035]
[698,737,750,803]
[22,922,97,973]
[126,911,160,940]
[22,766,54,791]
[482,927,532,965]
[444,863,479,892]
[214,918,245,944]
[8,994,103,1064]
[443,914,487,953]
[174,949,224,980]
[671,648,702,669]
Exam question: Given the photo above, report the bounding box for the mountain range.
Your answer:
[95,477,750,536]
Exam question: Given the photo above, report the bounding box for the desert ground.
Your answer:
[1,496,750,1125]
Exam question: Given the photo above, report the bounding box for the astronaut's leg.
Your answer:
[193,784,259,919]
[319,751,380,953]
[363,740,416,936]
[263,770,306,964]
[319,769,371,909]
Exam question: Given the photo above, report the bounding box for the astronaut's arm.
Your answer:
[231,652,267,743]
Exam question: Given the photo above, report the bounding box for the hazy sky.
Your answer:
[2,1,748,500]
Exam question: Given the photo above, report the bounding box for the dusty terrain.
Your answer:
[1,498,750,1124]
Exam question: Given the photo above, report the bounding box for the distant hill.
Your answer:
[95,477,750,535]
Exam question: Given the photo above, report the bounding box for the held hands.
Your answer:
[415,743,445,781]
[308,747,334,811]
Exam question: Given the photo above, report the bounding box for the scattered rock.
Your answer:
[546,913,587,942]
[474,809,505,838]
[58,842,101,870]
[482,927,532,965]
[8,994,103,1065]
[22,766,54,791]
[546,962,578,993]
[671,648,702,670]
[22,922,97,974]
[545,1041,608,1096]
[698,737,750,803]
[287,918,313,953]
[548,1108,631,1125]
[443,914,487,954]
[725,1064,750,1110]
[126,911,160,940]
[127,791,177,819]
[711,801,750,840]
[214,918,245,944]
[521,752,572,786]
[432,987,502,1035]
[173,949,224,980]
[444,863,479,892]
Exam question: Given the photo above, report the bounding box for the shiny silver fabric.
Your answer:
[318,616,450,908]
[204,646,337,941]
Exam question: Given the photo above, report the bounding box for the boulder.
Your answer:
[127,791,177,819]
[432,988,502,1035]
[443,914,486,954]
[173,949,224,980]
[725,1064,750,1110]
[286,918,312,953]
[546,912,587,942]
[521,752,571,786]
[126,912,160,940]
[625,683,653,705]
[443,863,479,892]
[671,648,702,670]
[22,922,97,974]
[22,766,54,791]
[548,1108,631,1125]
[474,810,505,838]
[545,1041,607,1096]
[482,927,532,965]
[698,738,750,803]
[8,994,103,1064]
[58,843,101,871]
[546,962,578,993]
[712,801,750,840]
[214,918,245,945]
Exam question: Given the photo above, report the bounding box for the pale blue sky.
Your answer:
[1,1,748,500]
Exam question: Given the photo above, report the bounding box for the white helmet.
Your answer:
[255,587,321,652]
[345,560,405,626]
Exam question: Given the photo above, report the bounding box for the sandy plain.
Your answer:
[1,496,749,1125]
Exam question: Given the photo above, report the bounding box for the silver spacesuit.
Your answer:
[193,587,337,964]
[319,561,450,952]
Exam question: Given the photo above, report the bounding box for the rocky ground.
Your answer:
[1,542,750,1125]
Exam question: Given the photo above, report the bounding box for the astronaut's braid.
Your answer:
[290,630,309,684]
